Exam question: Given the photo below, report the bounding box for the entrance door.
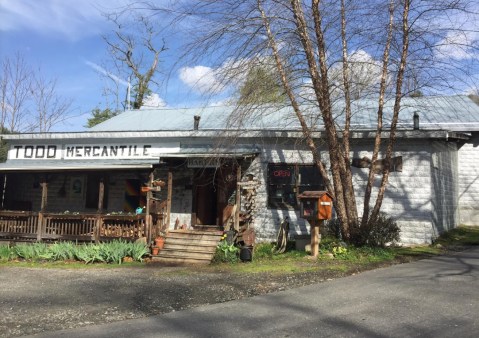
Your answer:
[193,169,217,225]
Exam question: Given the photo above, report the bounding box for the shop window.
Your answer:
[85,175,108,209]
[267,164,324,209]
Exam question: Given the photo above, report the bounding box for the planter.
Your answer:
[155,237,165,249]
[240,246,253,262]
[151,246,160,255]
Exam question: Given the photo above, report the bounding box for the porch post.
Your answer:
[166,170,172,229]
[97,178,104,212]
[234,165,241,231]
[37,180,48,241]
[145,172,154,243]
[94,178,105,243]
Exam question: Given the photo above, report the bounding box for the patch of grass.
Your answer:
[434,226,479,246]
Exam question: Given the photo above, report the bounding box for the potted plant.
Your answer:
[151,246,160,255]
[154,231,166,249]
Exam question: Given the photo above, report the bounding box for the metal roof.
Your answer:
[88,95,479,133]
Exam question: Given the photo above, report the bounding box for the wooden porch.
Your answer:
[0,210,158,242]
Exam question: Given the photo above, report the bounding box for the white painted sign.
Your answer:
[9,143,180,160]
[187,158,221,168]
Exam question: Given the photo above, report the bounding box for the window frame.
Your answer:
[267,163,324,210]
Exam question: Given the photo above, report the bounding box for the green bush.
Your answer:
[212,240,239,264]
[14,243,49,260]
[253,242,275,259]
[360,212,400,247]
[3,240,149,264]
[128,241,150,262]
[0,244,14,260]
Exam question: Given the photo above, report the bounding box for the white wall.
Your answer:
[245,138,455,245]
[458,134,479,225]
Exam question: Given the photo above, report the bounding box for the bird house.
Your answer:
[297,191,333,220]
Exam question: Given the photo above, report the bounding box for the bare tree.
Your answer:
[0,53,32,132]
[28,71,73,133]
[102,9,167,109]
[0,53,74,134]
[149,0,477,241]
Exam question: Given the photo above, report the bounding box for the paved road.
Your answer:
[24,247,479,338]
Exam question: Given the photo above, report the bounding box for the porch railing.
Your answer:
[0,211,148,242]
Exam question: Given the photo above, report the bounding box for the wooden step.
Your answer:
[150,229,224,265]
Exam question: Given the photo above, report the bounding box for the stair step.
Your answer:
[157,249,214,260]
[151,229,223,265]
[151,256,211,265]
[168,229,224,236]
[164,243,217,252]
[166,238,219,246]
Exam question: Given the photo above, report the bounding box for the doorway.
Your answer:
[193,168,217,225]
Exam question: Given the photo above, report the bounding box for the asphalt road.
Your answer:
[23,247,479,338]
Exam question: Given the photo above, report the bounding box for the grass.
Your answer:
[433,225,479,246]
[1,226,478,273]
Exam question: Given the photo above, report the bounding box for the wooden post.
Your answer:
[166,170,173,230]
[145,172,154,243]
[94,215,101,243]
[97,179,104,213]
[311,220,320,257]
[37,180,48,241]
[94,179,105,243]
[234,165,241,231]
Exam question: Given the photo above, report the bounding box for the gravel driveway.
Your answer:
[0,256,416,338]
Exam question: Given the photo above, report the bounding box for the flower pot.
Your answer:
[151,246,160,255]
[240,246,253,262]
[155,237,165,249]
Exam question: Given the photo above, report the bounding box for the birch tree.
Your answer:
[151,0,478,242]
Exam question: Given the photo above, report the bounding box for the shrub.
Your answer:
[322,218,343,239]
[212,240,239,263]
[360,212,400,247]
[0,244,14,261]
[253,242,275,259]
[127,241,150,262]
[14,242,49,260]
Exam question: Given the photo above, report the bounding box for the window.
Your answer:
[267,164,324,209]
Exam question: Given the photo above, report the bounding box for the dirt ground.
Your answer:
[0,259,408,337]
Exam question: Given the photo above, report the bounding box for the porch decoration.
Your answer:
[154,236,165,249]
[151,246,160,255]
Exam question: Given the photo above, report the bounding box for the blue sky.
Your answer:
[1,1,478,132]
[0,0,229,132]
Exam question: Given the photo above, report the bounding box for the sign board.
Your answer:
[8,143,180,160]
[187,158,221,168]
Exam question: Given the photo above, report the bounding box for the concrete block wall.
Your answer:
[458,134,479,225]
[245,138,440,245]
[430,140,458,238]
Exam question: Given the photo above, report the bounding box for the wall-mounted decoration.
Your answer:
[71,176,83,195]
[351,156,403,173]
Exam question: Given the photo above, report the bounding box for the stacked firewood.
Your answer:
[237,177,259,245]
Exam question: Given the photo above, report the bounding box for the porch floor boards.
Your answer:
[151,228,223,265]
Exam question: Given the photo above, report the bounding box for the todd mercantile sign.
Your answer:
[9,143,180,160]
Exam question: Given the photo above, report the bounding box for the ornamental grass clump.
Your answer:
[0,244,15,261]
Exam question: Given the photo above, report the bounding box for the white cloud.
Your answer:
[0,0,131,40]
[84,60,129,87]
[179,65,224,94]
[435,31,479,60]
[141,93,166,109]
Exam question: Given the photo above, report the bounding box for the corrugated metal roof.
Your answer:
[90,95,479,133]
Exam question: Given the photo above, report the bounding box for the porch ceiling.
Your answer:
[0,160,157,172]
